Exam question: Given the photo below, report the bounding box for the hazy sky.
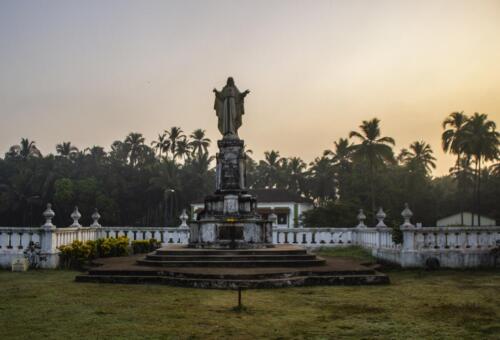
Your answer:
[1,0,499,175]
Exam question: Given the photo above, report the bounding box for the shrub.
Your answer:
[58,236,130,269]
[131,239,161,254]
[59,240,93,269]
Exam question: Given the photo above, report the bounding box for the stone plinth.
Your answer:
[189,218,272,249]
[190,137,272,248]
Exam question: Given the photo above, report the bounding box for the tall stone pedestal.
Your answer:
[189,138,273,248]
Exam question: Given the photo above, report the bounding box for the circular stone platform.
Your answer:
[76,245,389,289]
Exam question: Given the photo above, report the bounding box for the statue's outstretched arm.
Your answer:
[241,90,250,98]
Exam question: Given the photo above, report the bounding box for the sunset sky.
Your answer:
[0,0,499,175]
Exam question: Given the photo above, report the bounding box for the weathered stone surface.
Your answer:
[75,246,390,289]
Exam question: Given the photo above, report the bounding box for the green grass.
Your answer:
[314,245,376,263]
[0,267,499,339]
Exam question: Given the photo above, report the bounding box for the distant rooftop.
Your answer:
[192,189,313,204]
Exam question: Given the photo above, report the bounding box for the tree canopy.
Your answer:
[0,113,498,228]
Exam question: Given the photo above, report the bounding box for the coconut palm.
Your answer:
[349,118,395,215]
[327,138,354,200]
[174,137,192,162]
[84,146,107,161]
[308,155,336,205]
[330,138,353,168]
[165,127,186,161]
[6,138,42,159]
[151,133,169,159]
[282,156,307,194]
[189,129,211,158]
[449,157,474,225]
[459,113,499,225]
[124,132,146,166]
[56,142,79,159]
[442,111,468,157]
[398,141,436,175]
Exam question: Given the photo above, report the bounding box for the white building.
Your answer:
[191,189,314,228]
[436,212,496,227]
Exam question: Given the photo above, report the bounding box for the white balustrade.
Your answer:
[1,201,499,269]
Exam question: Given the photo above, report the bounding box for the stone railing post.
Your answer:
[375,207,387,248]
[401,203,415,251]
[91,208,102,227]
[40,203,59,268]
[179,209,189,229]
[356,209,367,228]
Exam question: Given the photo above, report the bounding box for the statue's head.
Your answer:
[226,77,235,86]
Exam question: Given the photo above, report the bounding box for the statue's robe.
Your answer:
[214,84,245,137]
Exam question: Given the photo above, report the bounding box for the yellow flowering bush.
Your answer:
[58,236,130,269]
[131,239,161,254]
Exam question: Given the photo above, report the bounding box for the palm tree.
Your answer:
[442,112,470,224]
[331,138,353,168]
[6,138,42,159]
[165,127,186,161]
[398,141,436,175]
[349,118,395,215]
[84,146,107,161]
[449,157,474,225]
[328,138,354,200]
[110,140,130,164]
[189,129,211,158]
[257,150,284,188]
[56,142,79,159]
[151,133,169,159]
[174,137,192,162]
[282,157,307,194]
[124,132,146,166]
[460,113,499,225]
[442,111,468,158]
[308,155,336,205]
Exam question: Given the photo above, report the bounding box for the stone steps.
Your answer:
[87,268,377,279]
[154,249,307,256]
[136,258,326,268]
[145,254,318,261]
[75,245,390,288]
[75,273,389,289]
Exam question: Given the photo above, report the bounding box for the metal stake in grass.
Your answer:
[233,287,245,312]
[238,287,242,309]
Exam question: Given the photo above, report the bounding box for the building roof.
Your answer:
[192,189,313,205]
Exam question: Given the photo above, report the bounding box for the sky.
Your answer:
[0,0,499,176]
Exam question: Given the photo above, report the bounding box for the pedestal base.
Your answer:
[189,219,273,249]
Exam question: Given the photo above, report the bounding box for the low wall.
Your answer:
[1,224,499,269]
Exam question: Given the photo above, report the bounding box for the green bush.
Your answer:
[58,236,130,269]
[131,239,161,254]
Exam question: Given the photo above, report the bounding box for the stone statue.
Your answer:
[213,77,250,138]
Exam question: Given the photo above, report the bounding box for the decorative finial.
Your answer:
[70,206,81,227]
[179,209,189,228]
[91,208,101,227]
[357,209,367,228]
[42,203,56,229]
[401,203,414,227]
[376,207,387,227]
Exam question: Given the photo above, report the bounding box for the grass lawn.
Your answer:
[1,249,499,339]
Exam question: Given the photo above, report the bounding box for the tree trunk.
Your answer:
[458,156,464,226]
[477,157,481,227]
[369,161,375,223]
[472,158,480,226]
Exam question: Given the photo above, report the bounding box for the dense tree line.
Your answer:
[0,113,498,227]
